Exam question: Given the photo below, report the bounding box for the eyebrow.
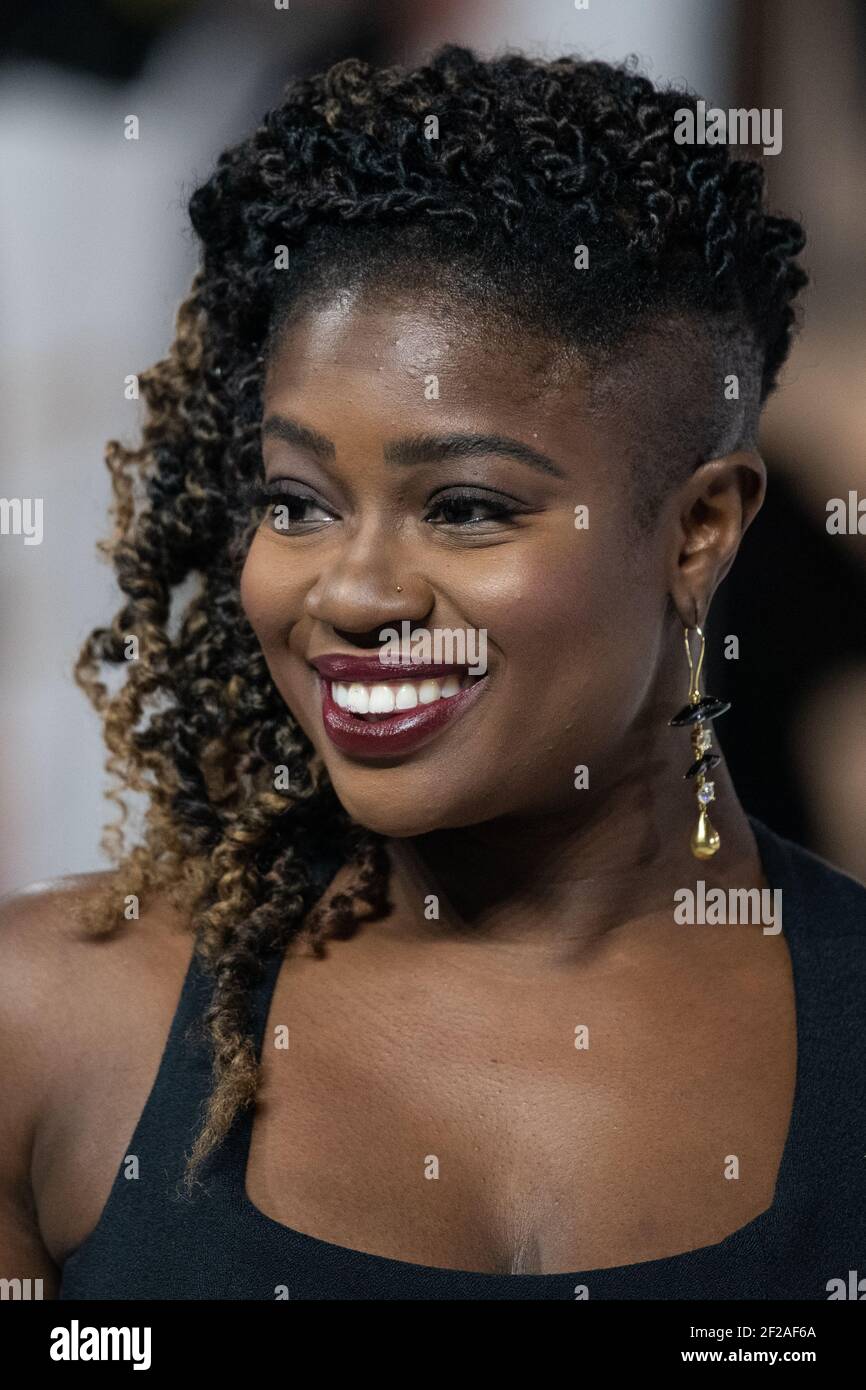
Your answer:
[385,432,565,478]
[262,414,565,479]
[262,415,336,461]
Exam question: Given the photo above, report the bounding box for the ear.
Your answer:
[666,449,767,627]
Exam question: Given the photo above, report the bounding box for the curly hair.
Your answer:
[73,45,807,1190]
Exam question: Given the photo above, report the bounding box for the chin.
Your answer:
[327,775,490,838]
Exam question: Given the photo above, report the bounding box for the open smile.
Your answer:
[310,655,489,758]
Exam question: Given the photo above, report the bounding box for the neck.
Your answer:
[384,741,763,956]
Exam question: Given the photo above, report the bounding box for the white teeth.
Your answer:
[330,673,477,716]
[367,683,395,714]
[395,683,418,710]
[346,682,369,714]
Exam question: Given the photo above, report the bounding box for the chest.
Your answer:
[244,932,797,1274]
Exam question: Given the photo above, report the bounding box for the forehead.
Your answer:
[263,287,587,425]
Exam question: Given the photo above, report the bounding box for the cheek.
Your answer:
[239,534,299,645]
[481,521,638,669]
[481,523,662,775]
[240,538,323,740]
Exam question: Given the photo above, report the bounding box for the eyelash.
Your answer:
[245,481,523,530]
[423,488,521,527]
[246,482,333,529]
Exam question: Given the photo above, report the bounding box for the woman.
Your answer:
[2,46,863,1301]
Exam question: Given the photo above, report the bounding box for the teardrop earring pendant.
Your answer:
[669,624,730,859]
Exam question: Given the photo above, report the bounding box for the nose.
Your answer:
[303,533,434,644]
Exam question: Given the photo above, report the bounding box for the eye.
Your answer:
[249,481,337,532]
[423,488,522,528]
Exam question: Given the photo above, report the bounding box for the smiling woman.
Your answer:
[2,44,865,1303]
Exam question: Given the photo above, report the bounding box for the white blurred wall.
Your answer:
[402,0,733,103]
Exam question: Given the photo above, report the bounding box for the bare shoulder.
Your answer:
[0,871,195,1121]
[0,869,193,1004]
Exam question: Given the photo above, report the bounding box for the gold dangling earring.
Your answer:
[669,624,730,859]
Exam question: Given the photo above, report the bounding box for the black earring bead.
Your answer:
[669,696,731,727]
[685,750,722,780]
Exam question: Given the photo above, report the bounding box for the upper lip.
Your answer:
[309,653,473,681]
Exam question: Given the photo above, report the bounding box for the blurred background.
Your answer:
[1,0,864,893]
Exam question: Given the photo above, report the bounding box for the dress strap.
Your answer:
[189,848,343,1183]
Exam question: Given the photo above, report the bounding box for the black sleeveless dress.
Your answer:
[58,818,866,1300]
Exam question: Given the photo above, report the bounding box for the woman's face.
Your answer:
[241,286,675,837]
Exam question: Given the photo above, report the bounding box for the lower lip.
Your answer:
[317,674,489,758]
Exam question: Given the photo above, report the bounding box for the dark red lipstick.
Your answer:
[311,653,471,681]
[309,653,489,758]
